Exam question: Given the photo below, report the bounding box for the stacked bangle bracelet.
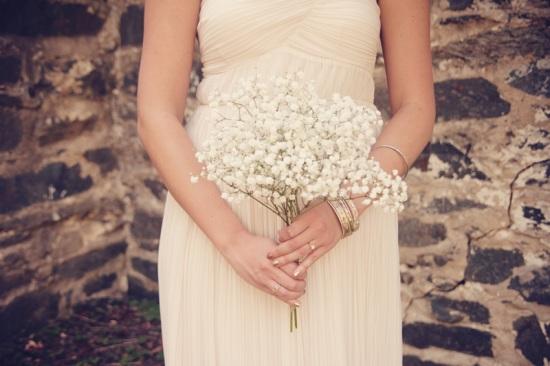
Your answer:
[327,198,360,238]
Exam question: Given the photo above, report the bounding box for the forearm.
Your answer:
[137,113,248,252]
[351,102,435,216]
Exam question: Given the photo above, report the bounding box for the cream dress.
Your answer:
[157,0,403,365]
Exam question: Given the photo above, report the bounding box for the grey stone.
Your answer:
[53,241,127,279]
[144,178,166,201]
[120,5,144,46]
[513,314,550,366]
[464,247,524,284]
[403,321,493,357]
[440,15,485,26]
[128,275,158,299]
[0,289,60,340]
[0,94,22,107]
[403,355,449,366]
[435,78,511,121]
[426,197,487,214]
[429,142,489,181]
[0,109,22,151]
[0,231,31,249]
[522,206,550,228]
[80,63,116,97]
[84,147,119,175]
[0,269,32,297]
[433,19,549,67]
[430,295,490,324]
[131,210,163,240]
[131,257,158,282]
[398,217,447,247]
[509,266,550,305]
[0,55,21,84]
[448,0,473,10]
[508,63,550,98]
[83,273,117,296]
[0,162,93,214]
[0,0,105,37]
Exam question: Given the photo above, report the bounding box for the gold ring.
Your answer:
[297,256,304,263]
[271,283,281,294]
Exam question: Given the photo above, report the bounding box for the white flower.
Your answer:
[193,69,408,213]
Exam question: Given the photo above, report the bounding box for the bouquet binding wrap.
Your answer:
[190,69,408,332]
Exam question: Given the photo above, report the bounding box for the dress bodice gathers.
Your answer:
[194,0,382,106]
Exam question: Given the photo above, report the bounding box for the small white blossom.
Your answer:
[195,69,408,217]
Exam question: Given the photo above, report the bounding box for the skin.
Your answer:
[137,0,306,307]
[267,0,436,278]
[137,0,435,306]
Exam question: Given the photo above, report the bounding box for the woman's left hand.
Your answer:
[266,200,344,278]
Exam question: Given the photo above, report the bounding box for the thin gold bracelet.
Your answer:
[371,144,410,179]
[336,199,354,237]
[343,199,359,231]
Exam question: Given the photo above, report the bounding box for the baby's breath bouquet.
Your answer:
[190,69,408,331]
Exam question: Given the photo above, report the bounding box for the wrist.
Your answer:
[217,226,252,255]
[350,196,370,216]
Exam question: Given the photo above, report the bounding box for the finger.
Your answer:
[272,239,319,267]
[276,218,309,244]
[281,262,307,280]
[291,245,328,278]
[265,278,304,305]
[269,227,317,260]
[270,266,306,294]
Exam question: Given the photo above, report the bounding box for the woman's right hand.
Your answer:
[219,229,307,306]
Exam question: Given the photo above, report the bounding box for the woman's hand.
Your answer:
[266,200,344,278]
[220,229,307,306]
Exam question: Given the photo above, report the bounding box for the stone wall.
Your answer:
[0,0,548,364]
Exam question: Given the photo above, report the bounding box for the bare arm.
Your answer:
[136,0,246,252]
[353,0,436,215]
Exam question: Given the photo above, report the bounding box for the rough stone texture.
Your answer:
[0,0,139,337]
[0,0,548,364]
[399,1,550,365]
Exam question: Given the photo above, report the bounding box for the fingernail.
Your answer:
[293,268,301,277]
[272,259,279,265]
[293,301,301,307]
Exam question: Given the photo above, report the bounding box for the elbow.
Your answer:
[427,96,436,139]
[136,114,148,143]
[136,106,154,142]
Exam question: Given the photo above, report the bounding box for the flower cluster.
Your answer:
[190,69,408,221]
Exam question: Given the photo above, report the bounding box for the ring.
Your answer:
[271,283,281,294]
[308,241,316,251]
[297,256,305,263]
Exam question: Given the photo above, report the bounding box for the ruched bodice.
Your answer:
[194,0,382,106]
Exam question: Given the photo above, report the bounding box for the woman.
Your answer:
[136,0,435,364]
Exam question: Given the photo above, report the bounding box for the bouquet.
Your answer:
[190,69,408,331]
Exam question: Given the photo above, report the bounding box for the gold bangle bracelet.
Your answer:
[336,199,353,237]
[327,199,352,237]
[343,199,359,232]
[340,199,358,234]
[371,144,410,179]
[334,199,357,237]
